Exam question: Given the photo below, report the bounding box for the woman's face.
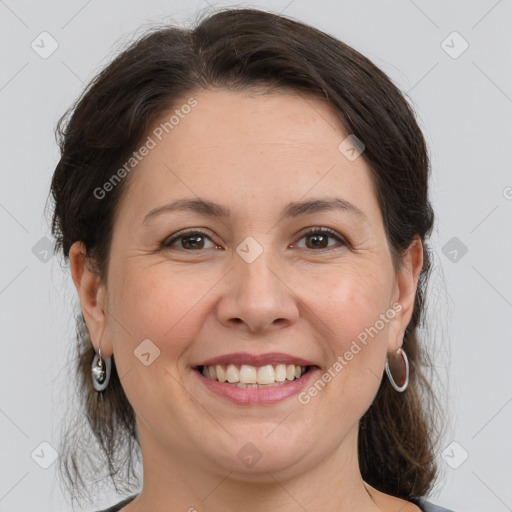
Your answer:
[75,88,421,481]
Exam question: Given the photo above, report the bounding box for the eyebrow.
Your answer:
[142,196,366,225]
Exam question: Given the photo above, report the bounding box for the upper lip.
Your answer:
[194,352,317,368]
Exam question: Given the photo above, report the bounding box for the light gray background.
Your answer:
[1,1,511,511]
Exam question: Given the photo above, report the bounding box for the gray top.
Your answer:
[411,497,456,512]
[98,494,456,511]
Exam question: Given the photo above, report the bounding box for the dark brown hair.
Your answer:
[48,6,445,504]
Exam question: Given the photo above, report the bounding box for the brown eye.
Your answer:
[180,234,207,250]
[294,228,346,250]
[306,233,329,249]
[162,230,217,250]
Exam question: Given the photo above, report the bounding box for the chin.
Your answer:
[200,429,317,481]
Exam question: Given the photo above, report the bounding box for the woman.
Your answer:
[49,7,455,512]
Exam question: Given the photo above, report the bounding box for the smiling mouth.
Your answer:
[195,363,315,388]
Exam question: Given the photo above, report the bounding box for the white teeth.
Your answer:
[239,364,257,384]
[235,381,286,388]
[215,365,227,382]
[226,364,239,383]
[275,364,287,382]
[257,365,275,385]
[201,363,308,385]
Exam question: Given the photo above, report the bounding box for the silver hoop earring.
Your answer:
[385,347,409,393]
[91,346,111,392]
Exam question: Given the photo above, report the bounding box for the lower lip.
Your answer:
[193,367,320,405]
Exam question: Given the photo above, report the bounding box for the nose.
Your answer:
[216,246,299,334]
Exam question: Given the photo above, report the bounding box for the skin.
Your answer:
[70,88,423,512]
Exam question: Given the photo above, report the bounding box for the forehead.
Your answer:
[115,88,380,227]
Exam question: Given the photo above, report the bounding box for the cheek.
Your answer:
[310,261,393,343]
[108,263,221,361]
[115,263,214,330]
[303,264,392,400]
[106,264,213,421]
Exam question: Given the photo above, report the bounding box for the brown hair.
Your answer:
[48,6,445,504]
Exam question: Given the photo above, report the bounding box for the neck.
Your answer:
[127,422,381,512]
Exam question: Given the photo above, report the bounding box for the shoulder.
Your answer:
[364,484,456,512]
[411,497,457,512]
[94,494,137,512]
[364,483,451,512]
[93,493,458,512]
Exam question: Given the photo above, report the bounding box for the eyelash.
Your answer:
[161,227,347,252]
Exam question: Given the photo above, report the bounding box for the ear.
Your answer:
[387,235,424,352]
[69,241,113,357]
